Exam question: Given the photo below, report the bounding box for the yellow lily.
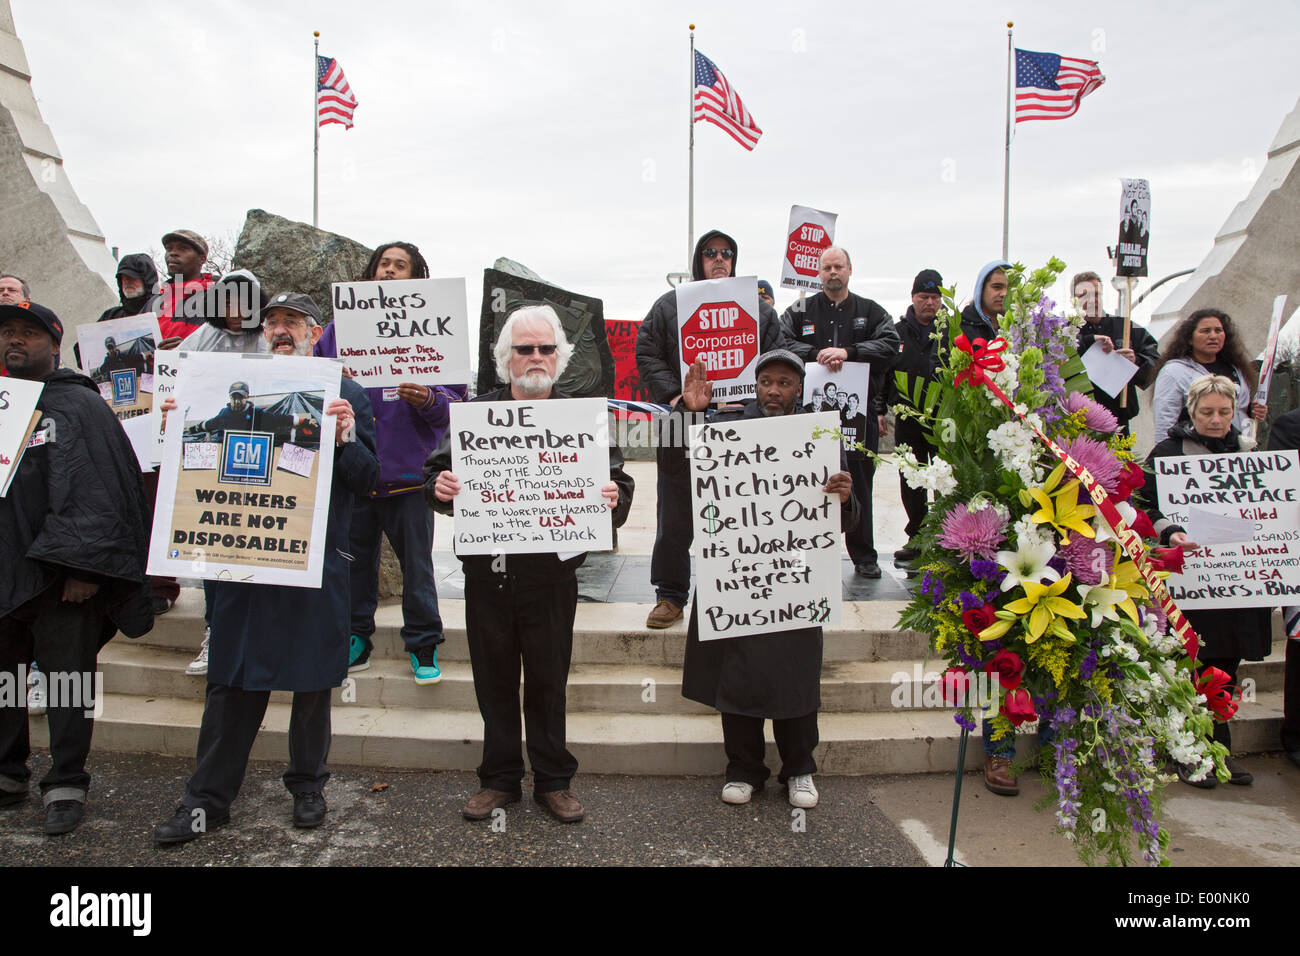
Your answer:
[1107,560,1149,626]
[1002,572,1086,642]
[1020,463,1096,545]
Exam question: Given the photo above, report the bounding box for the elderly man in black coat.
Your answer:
[672,349,857,809]
[0,302,153,836]
[153,293,379,844]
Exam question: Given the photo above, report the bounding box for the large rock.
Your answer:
[230,209,372,323]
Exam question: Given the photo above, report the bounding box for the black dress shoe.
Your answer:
[893,547,921,563]
[1224,757,1253,786]
[1176,762,1217,789]
[855,562,882,579]
[293,791,327,828]
[43,800,84,836]
[154,804,229,844]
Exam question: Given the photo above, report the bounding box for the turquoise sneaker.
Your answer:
[410,648,441,685]
[348,634,372,673]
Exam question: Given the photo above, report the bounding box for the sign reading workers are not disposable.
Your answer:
[331,278,471,388]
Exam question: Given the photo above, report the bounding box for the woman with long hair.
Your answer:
[1151,308,1265,445]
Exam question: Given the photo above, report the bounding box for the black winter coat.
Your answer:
[1077,315,1160,425]
[780,291,899,416]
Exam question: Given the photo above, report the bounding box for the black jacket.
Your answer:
[0,369,152,637]
[423,386,634,581]
[1076,315,1160,424]
[780,291,900,415]
[635,229,786,405]
[97,253,159,323]
[884,306,941,408]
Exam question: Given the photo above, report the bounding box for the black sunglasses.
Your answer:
[511,344,558,355]
[701,249,735,260]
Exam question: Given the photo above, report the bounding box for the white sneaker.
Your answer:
[721,781,755,805]
[787,774,819,809]
[186,631,210,677]
[27,665,46,716]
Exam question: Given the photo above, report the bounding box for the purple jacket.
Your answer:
[315,323,467,499]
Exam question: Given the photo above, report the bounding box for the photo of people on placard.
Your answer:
[182,381,325,452]
[1116,178,1151,277]
[89,332,154,385]
[802,363,869,454]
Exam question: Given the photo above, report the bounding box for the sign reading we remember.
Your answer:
[450,397,612,555]
[147,351,341,588]
[1155,450,1300,608]
[690,411,842,640]
[330,278,471,388]
[676,276,761,403]
[0,377,44,497]
[780,204,837,291]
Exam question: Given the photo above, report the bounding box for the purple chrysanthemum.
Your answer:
[1058,435,1122,494]
[937,503,1007,561]
[1063,391,1119,434]
[1059,535,1114,585]
[969,559,1006,585]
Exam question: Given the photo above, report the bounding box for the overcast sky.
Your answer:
[12,0,1300,330]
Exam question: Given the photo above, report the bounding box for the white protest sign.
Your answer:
[689,411,842,640]
[1080,341,1138,399]
[330,278,471,388]
[780,205,837,292]
[803,362,870,453]
[76,313,160,425]
[120,414,154,473]
[0,377,44,497]
[1254,295,1288,406]
[450,397,612,555]
[676,276,761,403]
[1155,450,1300,608]
[151,351,179,465]
[147,351,341,588]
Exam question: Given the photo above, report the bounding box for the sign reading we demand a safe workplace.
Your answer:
[450,398,612,555]
[331,278,472,388]
[689,411,842,640]
[676,276,761,403]
[1155,449,1300,609]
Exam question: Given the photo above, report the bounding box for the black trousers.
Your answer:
[0,588,105,803]
[650,449,693,608]
[182,683,332,815]
[721,711,819,787]
[464,572,578,793]
[1283,639,1300,753]
[845,455,877,565]
[1196,657,1240,752]
[894,419,935,539]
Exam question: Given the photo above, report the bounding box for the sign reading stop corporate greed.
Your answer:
[780,205,837,292]
[676,276,761,402]
[450,398,612,555]
[1155,450,1300,609]
[330,278,472,388]
[690,412,842,640]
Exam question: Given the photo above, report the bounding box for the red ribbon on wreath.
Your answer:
[953,335,1009,390]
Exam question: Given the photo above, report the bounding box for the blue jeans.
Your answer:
[349,492,443,654]
[982,716,1054,757]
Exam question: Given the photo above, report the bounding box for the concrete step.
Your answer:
[29,690,1287,776]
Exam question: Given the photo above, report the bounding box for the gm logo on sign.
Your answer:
[219,430,273,486]
[111,369,137,407]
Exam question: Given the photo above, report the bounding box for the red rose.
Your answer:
[961,604,998,636]
[1150,546,1186,574]
[1114,462,1145,503]
[1002,687,1037,726]
[1196,666,1238,721]
[1126,508,1156,539]
[939,667,972,706]
[984,648,1023,690]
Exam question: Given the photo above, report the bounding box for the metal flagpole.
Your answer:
[313,31,320,228]
[1001,22,1014,260]
[688,24,696,271]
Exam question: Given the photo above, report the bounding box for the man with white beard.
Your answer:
[424,305,634,824]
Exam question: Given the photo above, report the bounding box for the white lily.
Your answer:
[1075,579,1128,628]
[995,536,1061,592]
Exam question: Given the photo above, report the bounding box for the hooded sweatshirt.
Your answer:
[177,269,271,354]
[958,259,1011,342]
[97,253,160,323]
[634,229,786,404]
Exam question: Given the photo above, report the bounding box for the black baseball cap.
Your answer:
[912,269,943,295]
[0,301,63,344]
[265,292,323,326]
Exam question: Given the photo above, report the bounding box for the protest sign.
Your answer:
[77,313,160,425]
[676,276,761,402]
[1155,449,1300,608]
[0,377,43,497]
[1080,341,1138,399]
[1254,295,1289,407]
[450,397,612,555]
[803,363,870,456]
[147,351,341,587]
[690,411,842,640]
[606,319,648,402]
[150,351,179,465]
[1116,179,1150,277]
[780,205,837,292]
[330,278,471,388]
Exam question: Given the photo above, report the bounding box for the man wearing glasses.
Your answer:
[634,230,788,629]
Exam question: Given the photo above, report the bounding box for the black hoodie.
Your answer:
[97,253,160,323]
[634,229,786,404]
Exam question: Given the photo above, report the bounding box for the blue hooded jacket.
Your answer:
[958,259,1011,342]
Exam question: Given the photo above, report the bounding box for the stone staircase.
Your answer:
[31,588,1289,776]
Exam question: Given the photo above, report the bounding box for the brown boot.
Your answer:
[462,788,520,820]
[983,755,1019,796]
[645,600,682,629]
[535,789,584,823]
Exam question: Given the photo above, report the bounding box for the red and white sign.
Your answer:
[676,277,761,402]
[780,204,837,292]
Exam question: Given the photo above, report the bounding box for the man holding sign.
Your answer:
[425,305,632,824]
[672,349,857,809]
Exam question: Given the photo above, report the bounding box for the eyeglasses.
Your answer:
[701,248,735,260]
[511,344,558,355]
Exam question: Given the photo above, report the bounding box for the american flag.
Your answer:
[1014,48,1105,123]
[317,54,358,129]
[693,50,762,150]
